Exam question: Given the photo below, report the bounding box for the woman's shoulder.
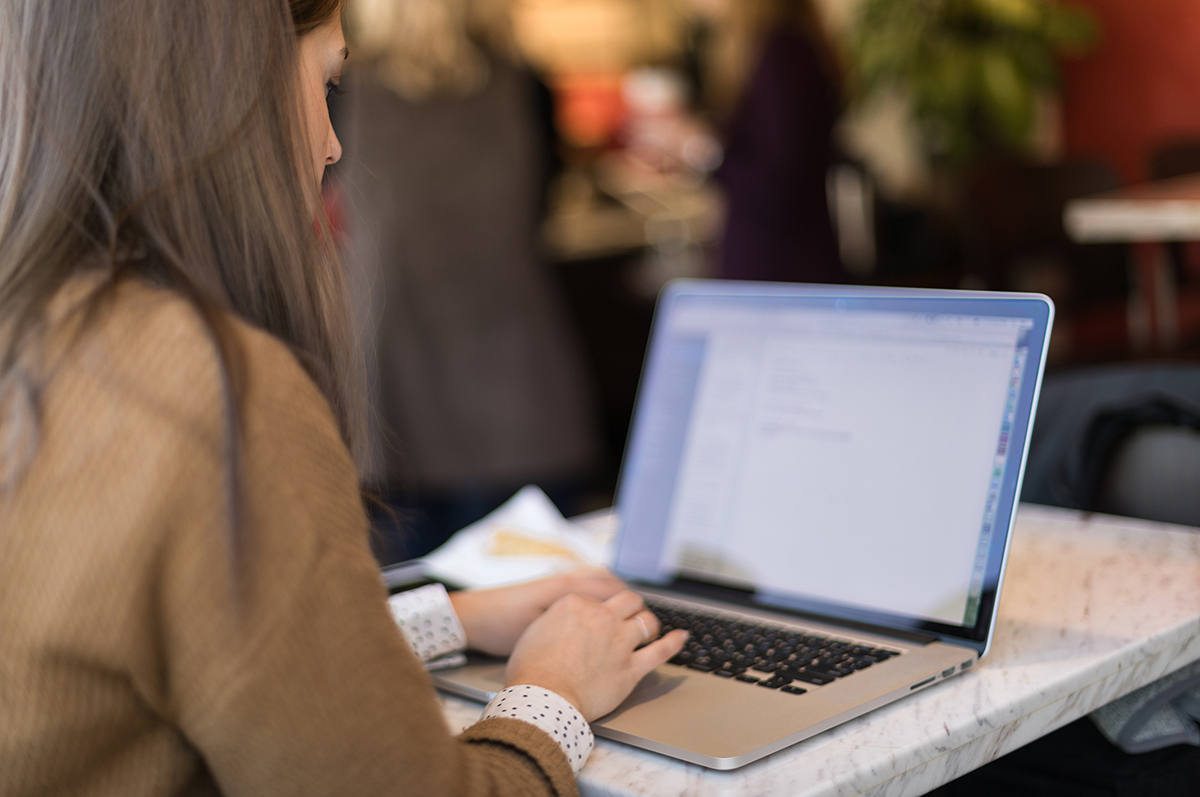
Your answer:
[39,274,345,463]
[2,276,371,741]
[70,275,295,368]
[60,275,311,387]
[15,274,361,552]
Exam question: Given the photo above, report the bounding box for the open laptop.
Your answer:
[431,280,1054,770]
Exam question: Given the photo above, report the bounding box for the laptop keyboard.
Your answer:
[648,598,901,694]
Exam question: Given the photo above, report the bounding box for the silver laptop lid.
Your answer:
[614,281,1054,656]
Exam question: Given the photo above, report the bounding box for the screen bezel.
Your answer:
[613,280,1054,657]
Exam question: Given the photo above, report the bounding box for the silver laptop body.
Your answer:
[431,280,1054,770]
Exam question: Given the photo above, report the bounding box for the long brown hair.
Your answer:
[0,0,362,495]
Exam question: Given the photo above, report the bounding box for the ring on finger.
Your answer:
[635,615,650,641]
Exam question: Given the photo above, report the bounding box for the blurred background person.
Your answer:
[693,0,847,284]
[336,0,600,563]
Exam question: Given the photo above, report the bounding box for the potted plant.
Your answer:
[852,0,1099,165]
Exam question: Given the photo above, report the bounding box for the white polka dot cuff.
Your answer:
[481,685,594,775]
[387,583,467,664]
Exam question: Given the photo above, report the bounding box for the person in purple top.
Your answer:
[696,0,847,284]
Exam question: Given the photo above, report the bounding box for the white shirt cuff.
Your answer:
[386,583,467,664]
[481,685,594,775]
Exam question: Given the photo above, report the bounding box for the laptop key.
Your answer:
[786,669,837,686]
[646,598,896,688]
[781,685,808,695]
[758,675,793,689]
[734,674,760,683]
[807,662,852,679]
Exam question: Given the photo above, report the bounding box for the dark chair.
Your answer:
[929,363,1200,797]
[1022,363,1200,526]
[1098,425,1200,526]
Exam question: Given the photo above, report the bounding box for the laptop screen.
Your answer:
[615,282,1053,651]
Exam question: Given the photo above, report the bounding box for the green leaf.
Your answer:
[1009,38,1058,87]
[978,47,1034,143]
[970,0,1042,31]
[850,0,1099,160]
[1044,5,1100,54]
[921,41,975,111]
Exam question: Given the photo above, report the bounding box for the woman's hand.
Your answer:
[448,568,628,657]
[504,590,688,721]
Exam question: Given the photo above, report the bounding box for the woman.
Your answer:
[0,1,684,795]
[338,0,598,561]
[694,0,847,284]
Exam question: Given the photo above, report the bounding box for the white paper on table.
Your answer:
[422,485,616,589]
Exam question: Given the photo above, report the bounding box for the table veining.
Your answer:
[439,505,1200,796]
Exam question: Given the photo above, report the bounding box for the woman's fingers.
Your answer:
[506,591,688,721]
[533,568,625,614]
[565,567,627,601]
[625,609,661,647]
[631,629,688,677]
[603,589,646,620]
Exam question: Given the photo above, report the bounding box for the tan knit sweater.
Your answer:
[0,279,577,797]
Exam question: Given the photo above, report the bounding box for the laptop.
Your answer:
[429,280,1054,770]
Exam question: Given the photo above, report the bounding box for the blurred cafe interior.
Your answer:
[328,1,1199,791]
[326,0,1200,569]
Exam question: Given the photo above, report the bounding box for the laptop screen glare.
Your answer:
[616,294,1036,630]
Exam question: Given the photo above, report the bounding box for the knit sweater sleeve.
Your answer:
[91,285,579,796]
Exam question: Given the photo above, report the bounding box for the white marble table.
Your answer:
[438,505,1200,797]
[1064,173,1200,244]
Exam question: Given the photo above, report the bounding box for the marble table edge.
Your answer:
[565,625,1200,797]
[856,636,1200,797]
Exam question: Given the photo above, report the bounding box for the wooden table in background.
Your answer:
[1065,172,1200,351]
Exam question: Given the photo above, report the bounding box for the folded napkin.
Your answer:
[422,485,615,590]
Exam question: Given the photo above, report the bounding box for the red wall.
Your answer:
[1061,0,1200,184]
